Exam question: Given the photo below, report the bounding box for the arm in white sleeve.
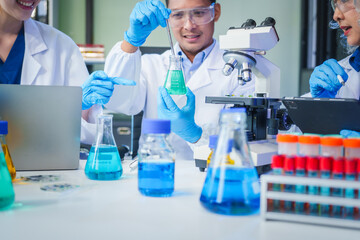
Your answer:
[104,41,145,115]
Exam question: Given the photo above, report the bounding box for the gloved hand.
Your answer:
[309,59,348,98]
[124,0,171,47]
[158,87,202,143]
[82,71,136,110]
[340,129,360,138]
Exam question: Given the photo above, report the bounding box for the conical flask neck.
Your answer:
[95,115,116,146]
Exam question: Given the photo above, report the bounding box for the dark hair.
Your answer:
[165,0,216,7]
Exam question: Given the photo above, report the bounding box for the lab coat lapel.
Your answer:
[21,19,47,85]
[186,42,224,92]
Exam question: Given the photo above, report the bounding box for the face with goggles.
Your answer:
[332,0,360,46]
[168,0,221,62]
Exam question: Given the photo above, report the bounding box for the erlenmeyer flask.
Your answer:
[164,55,187,95]
[85,114,122,180]
[0,135,15,209]
[0,121,16,180]
[200,108,260,215]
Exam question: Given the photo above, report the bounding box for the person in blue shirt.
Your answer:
[309,0,360,138]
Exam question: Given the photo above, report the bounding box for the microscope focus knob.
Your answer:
[260,17,276,27]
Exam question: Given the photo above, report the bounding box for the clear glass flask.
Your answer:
[138,119,175,197]
[200,108,260,215]
[164,55,187,95]
[0,134,15,209]
[85,114,122,180]
[0,121,16,180]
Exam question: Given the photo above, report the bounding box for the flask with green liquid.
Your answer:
[164,55,186,95]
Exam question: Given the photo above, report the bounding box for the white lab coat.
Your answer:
[20,18,99,144]
[337,55,360,99]
[105,41,254,160]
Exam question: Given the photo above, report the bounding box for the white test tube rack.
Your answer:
[260,173,360,229]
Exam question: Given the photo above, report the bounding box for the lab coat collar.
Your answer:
[21,19,48,85]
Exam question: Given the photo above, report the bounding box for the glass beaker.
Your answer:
[164,55,187,95]
[0,136,15,209]
[200,108,260,215]
[138,119,175,197]
[0,121,16,180]
[85,114,122,180]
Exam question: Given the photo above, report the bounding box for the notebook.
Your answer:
[0,84,82,170]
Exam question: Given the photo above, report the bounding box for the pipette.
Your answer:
[166,19,175,56]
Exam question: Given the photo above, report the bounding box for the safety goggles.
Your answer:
[355,0,360,11]
[168,3,215,28]
[331,0,355,13]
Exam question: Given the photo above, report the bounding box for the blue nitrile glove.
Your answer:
[82,71,136,110]
[157,87,202,143]
[309,59,348,98]
[124,0,171,47]
[340,129,360,138]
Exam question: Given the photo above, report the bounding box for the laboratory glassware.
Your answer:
[138,119,175,197]
[164,55,187,95]
[343,138,360,159]
[85,114,122,180]
[207,135,218,166]
[298,135,320,157]
[0,121,16,180]
[307,157,320,215]
[320,137,343,158]
[0,136,15,209]
[200,108,260,215]
[276,134,298,157]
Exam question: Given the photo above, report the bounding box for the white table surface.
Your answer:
[1,160,359,240]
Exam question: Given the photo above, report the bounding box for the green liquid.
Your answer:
[164,70,186,95]
[0,152,14,209]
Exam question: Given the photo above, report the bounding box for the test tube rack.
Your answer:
[260,173,360,229]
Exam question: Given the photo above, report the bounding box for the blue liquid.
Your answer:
[320,171,331,216]
[332,173,343,218]
[85,145,122,181]
[295,169,306,214]
[284,170,294,212]
[0,152,15,209]
[200,167,260,215]
[272,168,282,211]
[344,173,356,219]
[138,161,174,197]
[308,171,319,215]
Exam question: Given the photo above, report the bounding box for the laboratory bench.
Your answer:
[1,160,359,240]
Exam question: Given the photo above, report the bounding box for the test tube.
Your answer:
[332,158,344,218]
[344,159,356,219]
[277,134,298,157]
[298,135,321,157]
[295,156,306,214]
[319,157,332,217]
[343,138,360,160]
[307,157,320,215]
[320,137,343,158]
[270,155,284,211]
[283,157,295,213]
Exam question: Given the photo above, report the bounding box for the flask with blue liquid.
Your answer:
[200,108,260,215]
[0,135,15,209]
[85,114,122,180]
[138,119,175,197]
[164,55,186,95]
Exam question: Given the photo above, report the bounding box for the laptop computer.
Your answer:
[0,85,82,170]
[281,97,360,135]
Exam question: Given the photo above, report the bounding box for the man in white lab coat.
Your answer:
[83,0,255,159]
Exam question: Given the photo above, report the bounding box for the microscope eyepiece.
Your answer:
[260,17,276,27]
[241,19,256,29]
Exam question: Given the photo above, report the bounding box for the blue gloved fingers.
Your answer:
[310,70,336,93]
[340,129,360,138]
[87,92,111,106]
[109,77,136,86]
[324,59,348,82]
[87,80,114,91]
[183,87,196,110]
[149,0,171,27]
[159,87,179,112]
[317,65,339,92]
[88,86,114,97]
[89,70,108,80]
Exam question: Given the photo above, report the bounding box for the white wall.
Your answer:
[91,0,301,97]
